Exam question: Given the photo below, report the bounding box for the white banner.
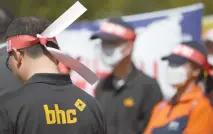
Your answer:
[57,3,204,99]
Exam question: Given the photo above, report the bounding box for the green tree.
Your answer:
[0,0,213,21]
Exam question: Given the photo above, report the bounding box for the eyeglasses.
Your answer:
[6,53,12,71]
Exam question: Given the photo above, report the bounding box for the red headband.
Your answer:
[7,35,57,52]
[100,22,136,41]
[6,35,70,74]
[172,44,210,71]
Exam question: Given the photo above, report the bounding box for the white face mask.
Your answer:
[208,55,213,66]
[100,43,129,67]
[167,66,189,85]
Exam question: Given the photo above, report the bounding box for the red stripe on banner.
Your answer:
[153,60,158,80]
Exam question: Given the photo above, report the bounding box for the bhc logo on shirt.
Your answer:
[43,99,86,124]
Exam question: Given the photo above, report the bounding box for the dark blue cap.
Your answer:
[162,41,207,66]
[90,18,135,42]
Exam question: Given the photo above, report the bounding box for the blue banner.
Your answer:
[67,3,203,42]
[57,3,204,98]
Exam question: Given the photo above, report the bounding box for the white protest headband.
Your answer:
[7,1,99,85]
[42,1,99,85]
[41,1,86,37]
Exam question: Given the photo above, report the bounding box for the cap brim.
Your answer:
[90,32,123,41]
[162,54,188,66]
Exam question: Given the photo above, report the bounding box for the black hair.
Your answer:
[189,61,205,84]
[183,41,213,93]
[206,74,213,94]
[190,60,213,94]
[5,16,59,58]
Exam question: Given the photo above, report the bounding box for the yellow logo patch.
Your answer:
[43,99,86,125]
[124,97,134,107]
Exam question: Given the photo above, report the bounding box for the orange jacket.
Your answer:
[144,86,213,134]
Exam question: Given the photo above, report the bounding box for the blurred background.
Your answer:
[1,0,213,21]
[1,0,213,133]
[1,0,213,98]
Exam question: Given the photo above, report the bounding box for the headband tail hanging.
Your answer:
[39,1,99,85]
[46,47,99,85]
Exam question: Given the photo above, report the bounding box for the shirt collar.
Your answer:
[103,64,138,90]
[26,73,72,85]
[170,85,204,104]
[179,86,204,102]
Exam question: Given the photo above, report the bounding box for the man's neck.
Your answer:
[26,58,60,80]
[175,81,196,101]
[113,60,132,80]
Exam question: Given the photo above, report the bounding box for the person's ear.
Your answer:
[12,48,23,66]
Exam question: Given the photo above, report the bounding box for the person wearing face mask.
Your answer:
[90,18,163,134]
[0,8,21,95]
[144,41,213,134]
